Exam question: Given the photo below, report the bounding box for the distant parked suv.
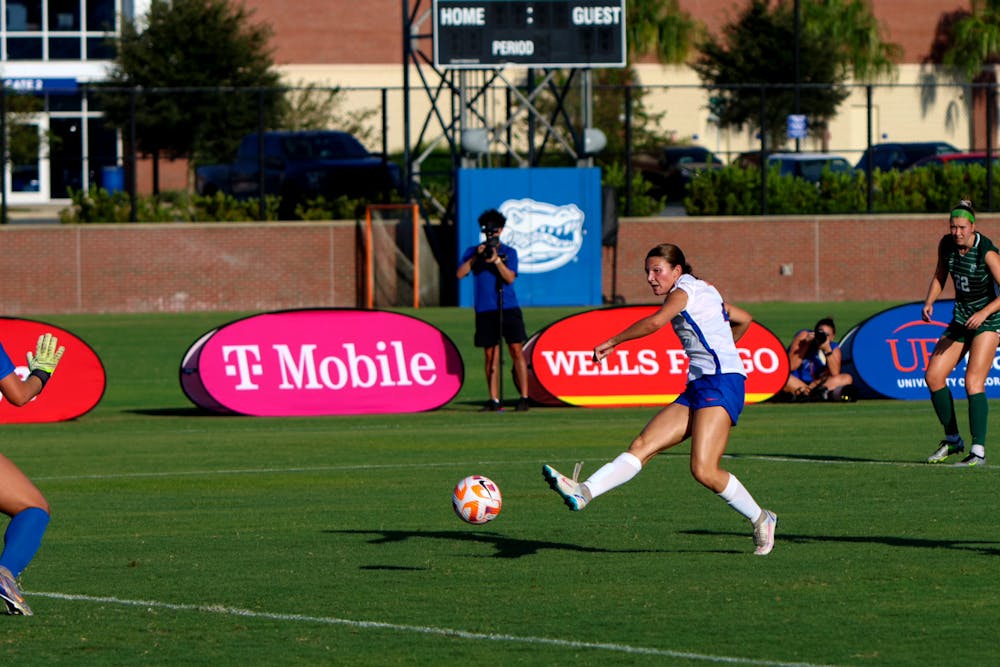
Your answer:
[632,144,724,200]
[908,151,999,169]
[766,153,854,183]
[854,141,958,173]
[196,130,400,218]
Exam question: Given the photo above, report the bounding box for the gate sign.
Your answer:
[528,306,789,407]
[786,114,807,140]
[840,300,993,400]
[180,310,464,416]
[0,318,105,423]
[457,167,602,307]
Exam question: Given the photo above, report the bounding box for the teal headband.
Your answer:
[951,208,975,223]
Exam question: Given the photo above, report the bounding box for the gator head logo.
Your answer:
[497,198,585,274]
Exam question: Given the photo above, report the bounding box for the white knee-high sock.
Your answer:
[582,452,642,499]
[718,474,763,523]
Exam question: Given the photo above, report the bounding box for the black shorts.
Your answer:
[474,308,528,348]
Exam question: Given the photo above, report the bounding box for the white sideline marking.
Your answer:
[33,591,836,667]
[32,453,973,482]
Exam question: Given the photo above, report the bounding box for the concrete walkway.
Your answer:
[4,204,64,224]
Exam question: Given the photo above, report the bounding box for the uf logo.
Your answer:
[498,198,585,274]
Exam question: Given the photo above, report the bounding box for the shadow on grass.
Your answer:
[125,407,235,417]
[682,529,1000,556]
[326,529,675,559]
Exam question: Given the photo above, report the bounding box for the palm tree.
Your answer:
[942,0,1000,152]
[943,0,1000,80]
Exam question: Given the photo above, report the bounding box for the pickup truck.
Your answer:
[195,130,400,216]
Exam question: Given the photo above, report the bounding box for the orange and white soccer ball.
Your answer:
[452,475,502,525]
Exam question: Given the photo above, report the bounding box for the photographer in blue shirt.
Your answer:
[782,317,856,401]
[456,209,530,412]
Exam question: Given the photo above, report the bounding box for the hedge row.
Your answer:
[58,187,374,223]
[685,164,1000,215]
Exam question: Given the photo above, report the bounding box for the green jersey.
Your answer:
[939,232,1000,333]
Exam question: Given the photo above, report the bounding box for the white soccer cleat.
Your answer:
[954,452,986,467]
[542,462,589,511]
[0,566,32,616]
[753,509,778,556]
[927,437,965,464]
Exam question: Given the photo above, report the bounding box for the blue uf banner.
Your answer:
[457,167,602,307]
[841,300,1000,400]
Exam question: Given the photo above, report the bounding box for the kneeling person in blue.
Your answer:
[782,317,856,401]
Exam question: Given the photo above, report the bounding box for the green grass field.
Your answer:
[4,303,1000,666]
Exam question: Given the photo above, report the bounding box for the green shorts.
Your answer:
[948,302,1000,341]
[945,318,1000,343]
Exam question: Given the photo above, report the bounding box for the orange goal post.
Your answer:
[362,203,423,309]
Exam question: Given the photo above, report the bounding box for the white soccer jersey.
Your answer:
[670,274,746,380]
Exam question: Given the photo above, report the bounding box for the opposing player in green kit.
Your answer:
[923,200,1000,466]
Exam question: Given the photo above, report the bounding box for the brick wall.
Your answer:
[0,214,979,315]
[602,214,975,306]
[0,222,359,314]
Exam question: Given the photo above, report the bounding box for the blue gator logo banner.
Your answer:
[456,167,602,307]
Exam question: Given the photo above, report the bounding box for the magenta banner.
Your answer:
[180,310,464,416]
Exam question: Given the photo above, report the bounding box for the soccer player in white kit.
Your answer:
[543,243,777,555]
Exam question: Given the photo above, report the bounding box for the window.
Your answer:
[7,36,42,59]
[86,0,115,31]
[7,1,42,32]
[49,36,82,59]
[2,1,119,61]
[48,0,80,31]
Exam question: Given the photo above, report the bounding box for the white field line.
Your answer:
[31,590,838,667]
[32,453,974,483]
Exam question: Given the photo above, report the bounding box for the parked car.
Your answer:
[196,130,401,218]
[854,141,958,173]
[766,153,854,182]
[908,151,1000,169]
[632,145,724,200]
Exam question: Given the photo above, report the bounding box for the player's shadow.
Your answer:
[682,529,1000,556]
[326,529,671,559]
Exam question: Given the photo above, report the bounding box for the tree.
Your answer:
[598,0,700,154]
[101,0,283,188]
[280,82,378,143]
[939,1,1000,153]
[692,0,898,148]
[529,0,697,161]
[625,0,699,65]
[942,0,1000,80]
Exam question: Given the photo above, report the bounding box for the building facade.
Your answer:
[1,0,152,205]
[1,0,983,205]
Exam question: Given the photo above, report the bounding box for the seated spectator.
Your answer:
[782,317,857,402]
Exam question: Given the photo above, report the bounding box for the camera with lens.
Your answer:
[481,235,501,260]
[480,223,504,261]
[813,329,828,345]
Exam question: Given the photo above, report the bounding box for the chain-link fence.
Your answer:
[8,78,999,219]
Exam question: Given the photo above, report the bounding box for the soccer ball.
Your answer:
[452,475,502,525]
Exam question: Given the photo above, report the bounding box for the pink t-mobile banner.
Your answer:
[180,309,464,416]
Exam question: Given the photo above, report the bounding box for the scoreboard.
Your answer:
[433,0,626,69]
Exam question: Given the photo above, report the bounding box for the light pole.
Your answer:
[794,0,800,152]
